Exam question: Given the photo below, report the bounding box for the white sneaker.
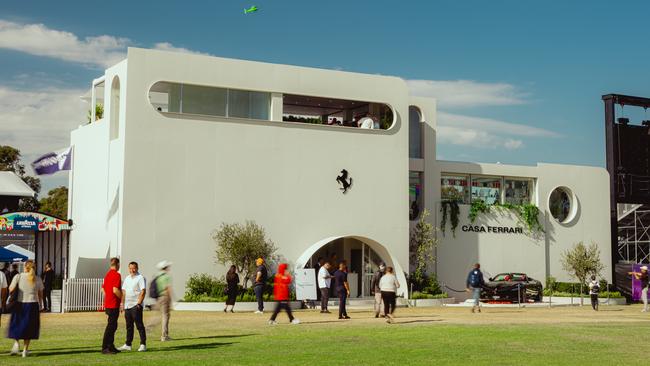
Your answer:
[22,349,29,358]
[254,310,263,314]
[138,345,147,352]
[642,309,648,313]
[291,319,300,325]
[10,342,19,355]
[117,344,132,351]
[268,320,277,325]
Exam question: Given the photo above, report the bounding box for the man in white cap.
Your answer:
[148,260,173,341]
[629,265,649,312]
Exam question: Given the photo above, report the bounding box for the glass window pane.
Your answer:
[441,174,470,204]
[505,179,533,205]
[250,91,270,120]
[228,89,251,118]
[409,107,422,158]
[550,188,571,223]
[182,84,226,116]
[471,176,501,205]
[409,172,422,220]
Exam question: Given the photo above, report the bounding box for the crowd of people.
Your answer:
[0,256,633,357]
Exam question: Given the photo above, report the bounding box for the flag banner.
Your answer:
[31,146,72,175]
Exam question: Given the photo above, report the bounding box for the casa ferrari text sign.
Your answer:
[461,225,524,234]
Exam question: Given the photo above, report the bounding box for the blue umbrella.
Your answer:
[0,246,28,262]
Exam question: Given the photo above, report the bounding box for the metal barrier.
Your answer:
[62,278,104,313]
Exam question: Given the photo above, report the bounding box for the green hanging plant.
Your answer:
[469,199,491,222]
[440,201,461,237]
[469,200,544,234]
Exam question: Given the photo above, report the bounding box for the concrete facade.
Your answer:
[68,48,611,299]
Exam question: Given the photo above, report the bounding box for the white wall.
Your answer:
[116,48,412,295]
[432,161,612,297]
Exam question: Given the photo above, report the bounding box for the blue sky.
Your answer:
[1,0,649,193]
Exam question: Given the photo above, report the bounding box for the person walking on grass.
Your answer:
[629,266,649,312]
[8,260,43,358]
[268,263,300,325]
[148,260,173,341]
[466,263,485,313]
[118,261,147,352]
[334,263,350,319]
[41,261,54,312]
[379,266,400,323]
[102,257,122,354]
[224,265,239,313]
[253,257,268,314]
[371,263,386,318]
[588,275,600,311]
[318,261,332,313]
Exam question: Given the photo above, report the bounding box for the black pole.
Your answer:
[603,95,618,283]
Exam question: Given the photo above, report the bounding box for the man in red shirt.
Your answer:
[102,257,122,354]
[268,263,300,325]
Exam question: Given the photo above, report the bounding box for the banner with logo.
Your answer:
[0,212,71,231]
[31,146,73,175]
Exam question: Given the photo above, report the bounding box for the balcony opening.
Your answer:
[282,94,394,130]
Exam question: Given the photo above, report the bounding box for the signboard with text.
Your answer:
[294,268,317,301]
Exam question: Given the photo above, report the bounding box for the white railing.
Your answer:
[62,278,104,313]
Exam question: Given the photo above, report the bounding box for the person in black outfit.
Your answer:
[253,258,268,314]
[7,263,18,287]
[333,263,350,319]
[224,265,239,313]
[41,261,55,312]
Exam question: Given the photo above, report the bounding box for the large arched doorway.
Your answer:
[296,236,408,298]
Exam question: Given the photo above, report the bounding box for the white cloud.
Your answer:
[0,20,209,68]
[438,112,562,138]
[435,112,562,150]
[153,42,208,56]
[0,86,87,191]
[407,79,528,108]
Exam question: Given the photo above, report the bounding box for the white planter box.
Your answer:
[410,298,455,307]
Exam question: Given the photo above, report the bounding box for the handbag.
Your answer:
[6,274,20,313]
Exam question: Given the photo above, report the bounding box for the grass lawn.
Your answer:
[1,305,649,365]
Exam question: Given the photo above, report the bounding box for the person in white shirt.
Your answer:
[588,275,600,311]
[118,262,147,352]
[317,262,332,313]
[378,266,400,323]
[0,269,7,321]
[358,115,375,129]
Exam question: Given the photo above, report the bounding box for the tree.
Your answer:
[409,209,438,287]
[560,241,605,305]
[39,186,68,218]
[0,145,41,211]
[212,220,277,289]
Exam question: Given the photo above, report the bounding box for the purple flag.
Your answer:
[31,146,73,175]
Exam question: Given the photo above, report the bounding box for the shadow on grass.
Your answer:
[172,333,257,341]
[394,319,443,325]
[34,341,235,357]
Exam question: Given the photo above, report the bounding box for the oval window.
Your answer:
[549,187,574,223]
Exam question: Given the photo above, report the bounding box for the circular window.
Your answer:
[549,187,574,223]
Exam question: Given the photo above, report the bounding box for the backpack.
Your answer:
[469,270,482,287]
[149,275,161,299]
[591,282,600,294]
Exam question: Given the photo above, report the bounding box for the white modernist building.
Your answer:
[68,48,611,298]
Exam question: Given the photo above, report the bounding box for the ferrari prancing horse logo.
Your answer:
[336,169,353,194]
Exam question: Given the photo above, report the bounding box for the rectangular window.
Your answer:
[409,172,423,220]
[441,174,470,204]
[181,84,227,117]
[504,179,533,205]
[471,176,502,205]
[227,90,270,120]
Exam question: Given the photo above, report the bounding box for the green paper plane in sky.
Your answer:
[244,6,259,14]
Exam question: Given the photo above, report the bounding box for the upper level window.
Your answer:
[504,178,533,205]
[471,176,502,205]
[409,106,423,158]
[441,174,470,204]
[149,82,270,120]
[410,171,423,221]
[282,94,394,130]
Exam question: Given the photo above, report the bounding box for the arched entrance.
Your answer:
[296,236,408,298]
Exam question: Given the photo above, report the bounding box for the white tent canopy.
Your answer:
[4,244,35,260]
[0,172,35,197]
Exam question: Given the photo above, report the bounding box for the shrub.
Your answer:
[409,273,444,296]
[185,273,226,299]
[411,291,449,299]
